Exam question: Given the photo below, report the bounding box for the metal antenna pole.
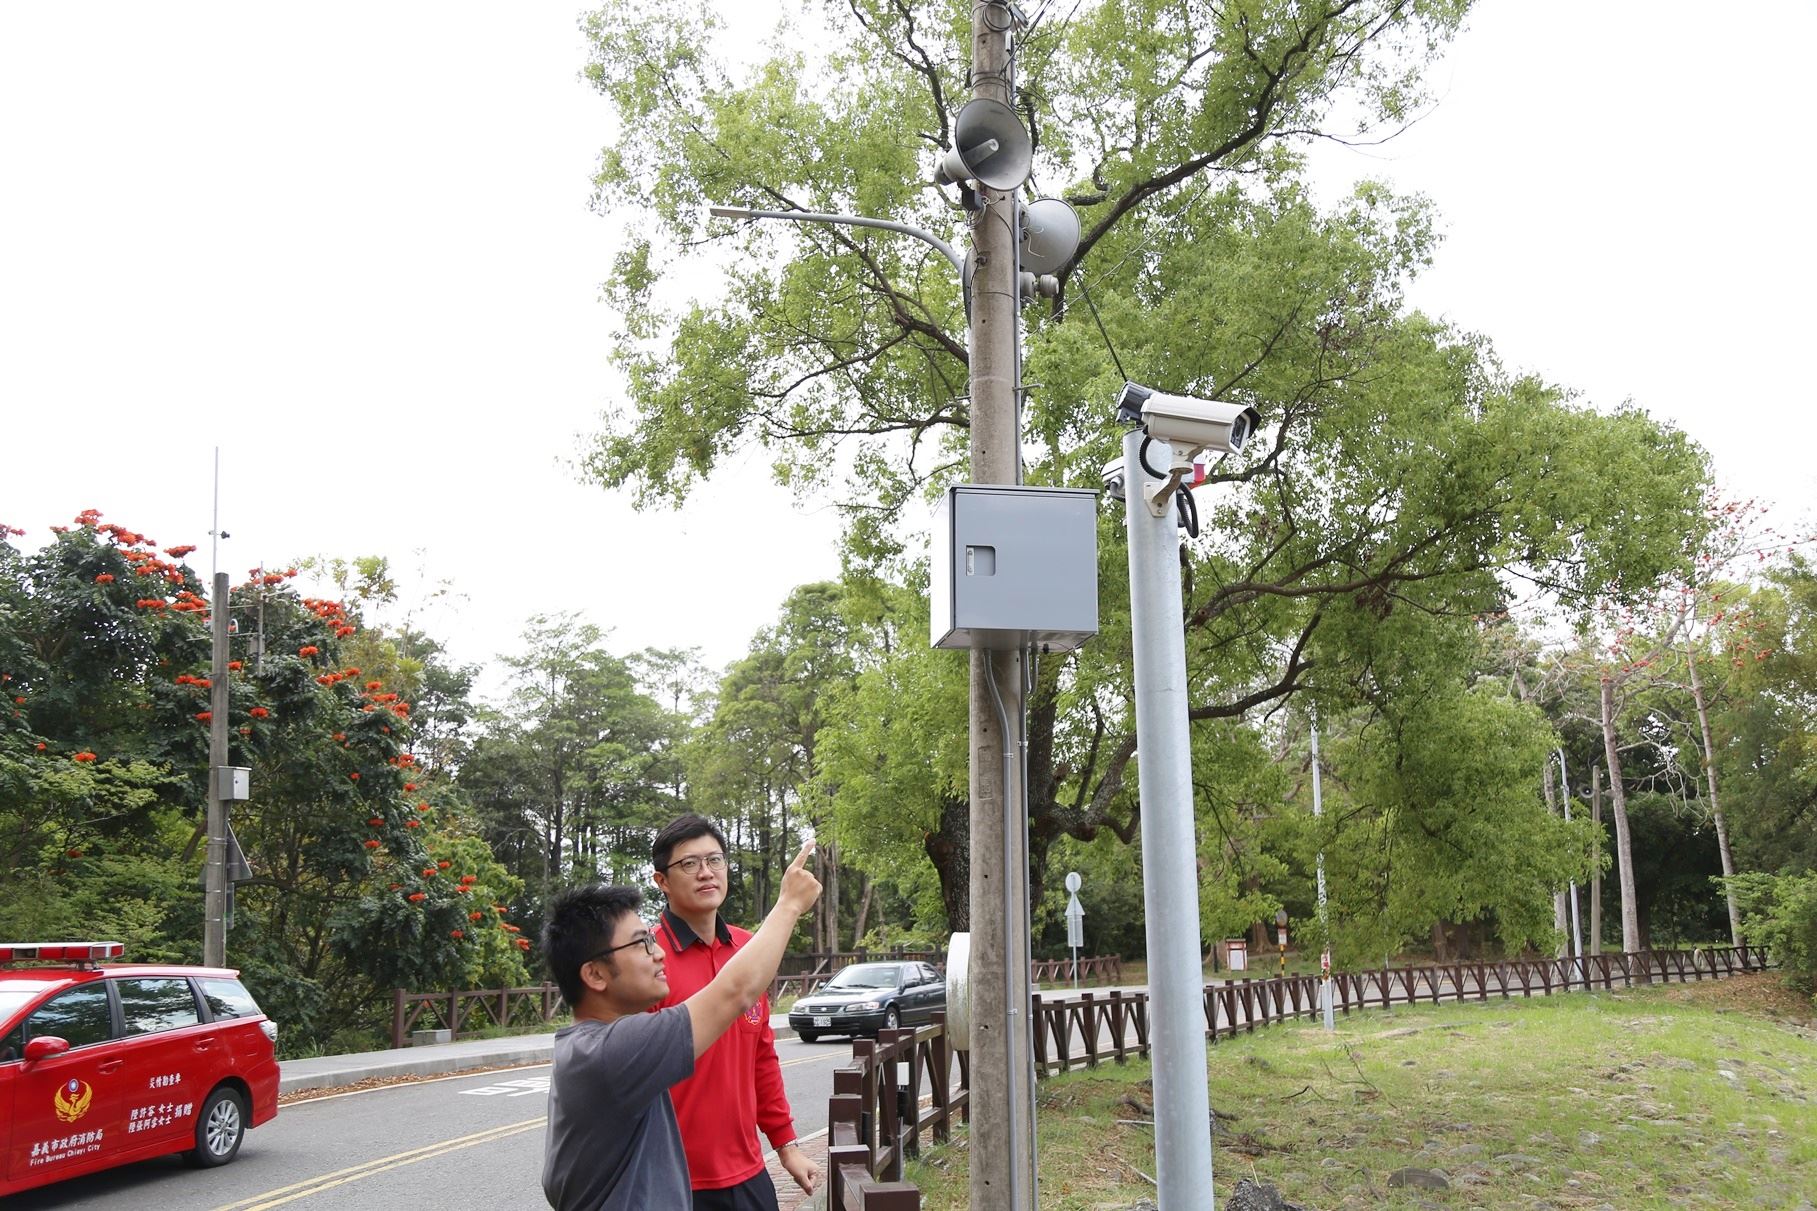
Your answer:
[1125,429,1216,1206]
[1312,716,1334,1031]
[210,447,219,580]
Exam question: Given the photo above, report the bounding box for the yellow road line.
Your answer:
[211,1116,544,1211]
[778,1051,843,1069]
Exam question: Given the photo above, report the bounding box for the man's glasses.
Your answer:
[663,852,728,877]
[587,932,659,964]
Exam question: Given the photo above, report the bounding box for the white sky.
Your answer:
[3,1,1811,697]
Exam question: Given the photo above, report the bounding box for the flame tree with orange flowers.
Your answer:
[0,512,529,1053]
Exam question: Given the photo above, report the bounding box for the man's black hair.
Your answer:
[651,813,729,875]
[542,884,646,1008]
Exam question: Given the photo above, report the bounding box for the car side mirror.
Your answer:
[24,1036,70,1062]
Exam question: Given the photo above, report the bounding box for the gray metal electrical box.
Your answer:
[930,485,1098,651]
[214,765,251,801]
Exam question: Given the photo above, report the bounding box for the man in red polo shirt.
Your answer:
[652,814,820,1209]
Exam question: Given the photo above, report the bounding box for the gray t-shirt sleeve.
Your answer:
[543,1006,697,1210]
[573,1006,695,1104]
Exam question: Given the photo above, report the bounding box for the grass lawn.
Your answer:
[904,973,1817,1209]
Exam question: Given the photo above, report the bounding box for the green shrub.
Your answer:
[1727,870,1817,999]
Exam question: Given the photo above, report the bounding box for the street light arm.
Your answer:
[709,206,965,280]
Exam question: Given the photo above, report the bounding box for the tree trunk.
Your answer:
[821,838,840,954]
[923,793,971,932]
[755,799,774,914]
[1599,676,1642,956]
[1430,919,1449,963]
[1686,649,1743,946]
[1542,763,1568,955]
[851,875,875,948]
[1590,762,1603,955]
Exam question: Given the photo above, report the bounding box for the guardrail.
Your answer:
[824,945,1772,1204]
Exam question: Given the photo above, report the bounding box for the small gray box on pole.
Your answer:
[214,766,251,801]
[930,485,1098,652]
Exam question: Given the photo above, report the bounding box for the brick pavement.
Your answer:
[765,1131,829,1211]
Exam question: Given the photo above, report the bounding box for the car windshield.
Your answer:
[825,964,900,990]
[0,990,38,1024]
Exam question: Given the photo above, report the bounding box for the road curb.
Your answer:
[278,1033,556,1094]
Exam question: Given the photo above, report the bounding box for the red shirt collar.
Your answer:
[660,906,734,951]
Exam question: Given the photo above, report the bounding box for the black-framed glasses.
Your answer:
[587,932,659,964]
[663,852,727,877]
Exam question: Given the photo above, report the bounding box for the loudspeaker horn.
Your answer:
[1020,197,1080,275]
[935,98,1032,192]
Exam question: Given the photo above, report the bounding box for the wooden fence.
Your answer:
[392,951,1116,1046]
[770,948,943,1002]
[826,1014,969,1210]
[1031,954,1122,984]
[770,951,1118,1002]
[825,945,1772,1205]
[390,984,565,1050]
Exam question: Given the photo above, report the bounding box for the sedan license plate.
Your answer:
[813,1016,832,1028]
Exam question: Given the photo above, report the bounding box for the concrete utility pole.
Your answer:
[966,3,1036,1208]
[203,571,230,967]
[1123,428,1217,1205]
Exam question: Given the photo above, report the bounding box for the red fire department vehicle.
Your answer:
[0,941,280,1197]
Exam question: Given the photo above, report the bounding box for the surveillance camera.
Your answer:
[1115,381,1260,456]
[1101,457,1126,502]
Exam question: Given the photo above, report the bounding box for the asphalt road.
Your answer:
[6,1033,853,1210]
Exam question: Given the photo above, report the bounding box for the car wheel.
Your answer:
[883,1005,900,1032]
[188,1085,247,1168]
[796,1031,819,1044]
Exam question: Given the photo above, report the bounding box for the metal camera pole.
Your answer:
[1123,428,1217,1205]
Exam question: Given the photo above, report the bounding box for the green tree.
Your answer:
[813,582,971,931]
[578,1,1712,951]
[0,515,526,1052]
[690,584,858,944]
[1717,554,1817,875]
[467,616,683,898]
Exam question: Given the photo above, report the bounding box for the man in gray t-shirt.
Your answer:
[540,840,821,1210]
[542,1004,695,1209]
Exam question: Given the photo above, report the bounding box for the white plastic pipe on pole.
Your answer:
[1124,429,1216,1207]
[1311,717,1334,1031]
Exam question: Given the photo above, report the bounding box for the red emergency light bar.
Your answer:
[0,941,126,965]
